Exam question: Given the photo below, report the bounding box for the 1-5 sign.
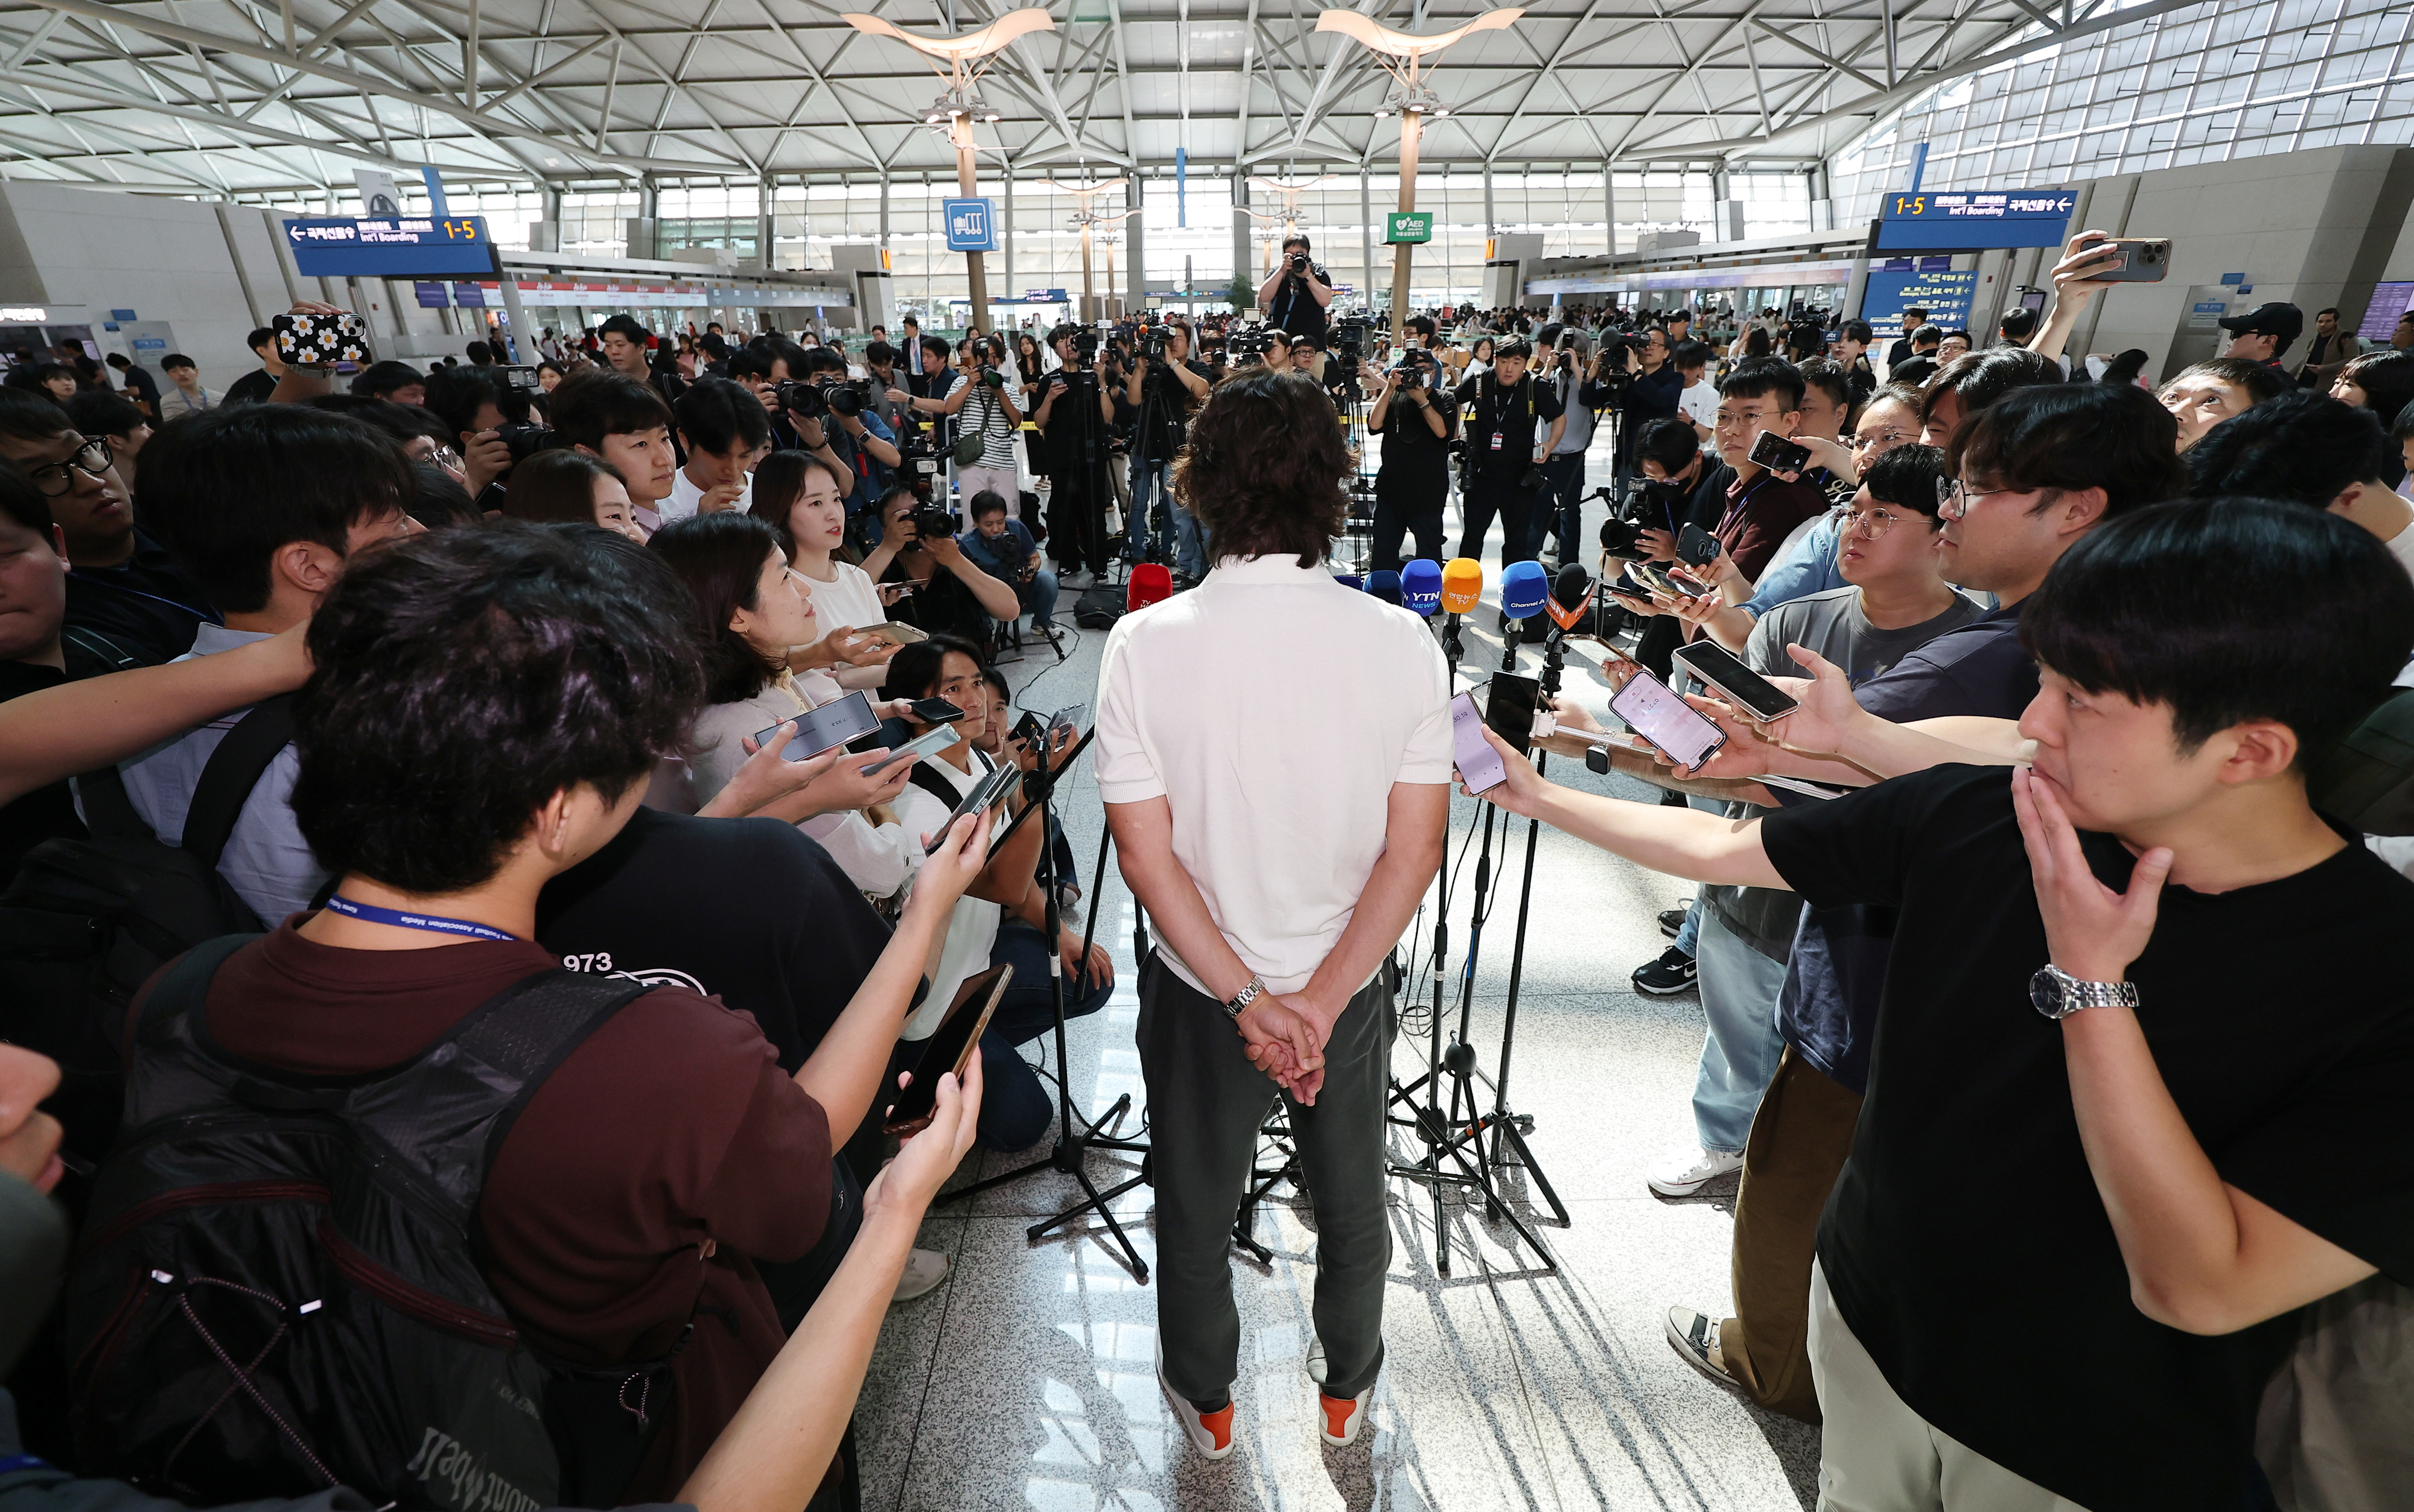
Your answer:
[1386,211,1433,245]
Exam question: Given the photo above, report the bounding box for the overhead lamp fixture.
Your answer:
[843,7,1055,330]
[1314,5,1524,343]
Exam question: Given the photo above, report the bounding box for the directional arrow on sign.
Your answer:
[288,224,304,241]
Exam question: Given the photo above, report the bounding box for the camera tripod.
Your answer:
[1123,361,1189,580]
[944,727,1153,1284]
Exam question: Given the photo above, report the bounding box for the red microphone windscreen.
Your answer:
[1127,564,1174,611]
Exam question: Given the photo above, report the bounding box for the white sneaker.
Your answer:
[891,1247,949,1302]
[1155,1339,1235,1458]
[1319,1387,1372,1447]
[1646,1146,1744,1197]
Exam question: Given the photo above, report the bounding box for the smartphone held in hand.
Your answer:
[1608,670,1727,770]
[1452,693,1509,793]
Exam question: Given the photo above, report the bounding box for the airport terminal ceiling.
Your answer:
[2,0,2405,212]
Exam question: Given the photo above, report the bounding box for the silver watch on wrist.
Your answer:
[1223,975,1267,1020]
[2028,964,2140,1020]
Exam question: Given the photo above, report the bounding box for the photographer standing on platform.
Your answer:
[1364,347,1459,570]
[1122,321,1213,581]
[1098,367,1449,1461]
[1257,234,1336,376]
[1453,338,1565,574]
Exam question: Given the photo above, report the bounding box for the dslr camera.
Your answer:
[893,425,942,504]
[908,503,959,542]
[1392,349,1433,389]
[1594,475,1687,559]
[779,375,870,420]
[1288,251,1313,278]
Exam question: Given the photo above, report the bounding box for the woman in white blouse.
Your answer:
[652,510,923,904]
[749,451,911,690]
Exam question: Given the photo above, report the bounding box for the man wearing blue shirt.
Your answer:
[957,489,1057,637]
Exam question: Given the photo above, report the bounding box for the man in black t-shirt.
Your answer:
[1255,233,1336,359]
[1362,350,1458,570]
[220,327,284,406]
[1451,340,1564,571]
[1471,497,2414,1511]
[1029,324,1116,581]
[0,392,209,665]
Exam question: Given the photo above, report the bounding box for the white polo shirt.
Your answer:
[1094,553,1452,997]
[663,466,754,524]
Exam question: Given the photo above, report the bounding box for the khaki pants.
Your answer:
[1810,1260,2092,1510]
[1724,1046,1862,1423]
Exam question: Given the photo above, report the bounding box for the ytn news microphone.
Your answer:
[1401,559,1443,617]
[1365,570,1404,607]
[1498,560,1550,670]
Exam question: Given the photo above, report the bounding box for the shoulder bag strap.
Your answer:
[141,932,261,1052]
[182,693,299,869]
[465,968,658,1176]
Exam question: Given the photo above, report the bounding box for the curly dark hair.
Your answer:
[291,522,703,894]
[1171,369,1352,568]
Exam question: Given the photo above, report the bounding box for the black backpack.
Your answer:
[0,697,295,1167]
[1074,582,1125,629]
[65,936,664,1512]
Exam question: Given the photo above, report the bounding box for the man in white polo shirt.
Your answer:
[1095,368,1451,1460]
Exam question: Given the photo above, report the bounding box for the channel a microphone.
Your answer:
[1365,569,1404,607]
[1498,559,1551,668]
[1127,562,1173,612]
[1401,559,1443,617]
[1544,562,1594,641]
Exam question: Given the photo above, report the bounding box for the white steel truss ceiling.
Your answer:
[0,0,2240,197]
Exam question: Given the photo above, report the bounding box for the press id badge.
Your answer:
[1489,431,1505,451]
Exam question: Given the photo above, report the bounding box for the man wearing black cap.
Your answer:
[2217,301,2303,372]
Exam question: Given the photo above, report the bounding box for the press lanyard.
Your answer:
[324,894,519,943]
[1718,474,1772,536]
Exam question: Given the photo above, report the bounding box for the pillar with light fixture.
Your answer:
[1036,178,1135,323]
[1313,7,1523,345]
[842,8,1054,331]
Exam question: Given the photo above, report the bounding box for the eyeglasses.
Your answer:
[23,437,112,497]
[1844,506,1913,540]
[1713,409,1783,429]
[1935,477,2024,520]
[1849,427,1913,451]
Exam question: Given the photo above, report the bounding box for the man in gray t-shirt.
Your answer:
[1666,441,1987,1420]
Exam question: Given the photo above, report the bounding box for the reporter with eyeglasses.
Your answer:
[0,390,212,667]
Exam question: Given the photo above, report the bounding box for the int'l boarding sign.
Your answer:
[944,198,998,253]
[1875,189,2075,252]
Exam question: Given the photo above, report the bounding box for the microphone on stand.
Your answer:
[1543,562,1594,648]
[1498,560,1550,670]
[1365,569,1404,607]
[1438,557,1483,669]
[1127,562,1173,612]
[1401,559,1443,618]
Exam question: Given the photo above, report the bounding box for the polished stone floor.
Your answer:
[859,437,1823,1511]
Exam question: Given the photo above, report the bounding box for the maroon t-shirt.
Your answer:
[1715,471,1829,582]
[136,924,833,1501]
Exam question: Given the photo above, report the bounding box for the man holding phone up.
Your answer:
[1098,370,1448,1460]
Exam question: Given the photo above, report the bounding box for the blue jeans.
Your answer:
[1127,454,1204,577]
[1019,567,1060,630]
[980,917,1115,1150]
[1692,908,1788,1155]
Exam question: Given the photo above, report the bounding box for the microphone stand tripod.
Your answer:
[1387,612,1558,1276]
[942,725,1153,1285]
[1430,623,1574,1234]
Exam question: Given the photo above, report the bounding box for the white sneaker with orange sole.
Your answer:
[1156,1340,1234,1460]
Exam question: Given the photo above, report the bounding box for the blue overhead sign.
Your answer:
[1860,268,1978,338]
[282,216,500,278]
[943,197,997,253]
[1875,188,2075,251]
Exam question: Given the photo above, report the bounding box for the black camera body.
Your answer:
[1333,315,1372,369]
[495,421,560,466]
[909,504,958,542]
[779,376,870,420]
[1288,253,1312,278]
[894,426,941,504]
[1393,349,1434,389]
[1139,325,1169,361]
[1596,476,1687,560]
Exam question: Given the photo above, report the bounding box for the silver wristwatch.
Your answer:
[2028,965,2140,1020]
[1223,974,1267,1020]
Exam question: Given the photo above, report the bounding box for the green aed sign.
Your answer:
[1385,211,1433,244]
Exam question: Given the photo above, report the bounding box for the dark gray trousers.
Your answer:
[1136,951,1396,1406]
